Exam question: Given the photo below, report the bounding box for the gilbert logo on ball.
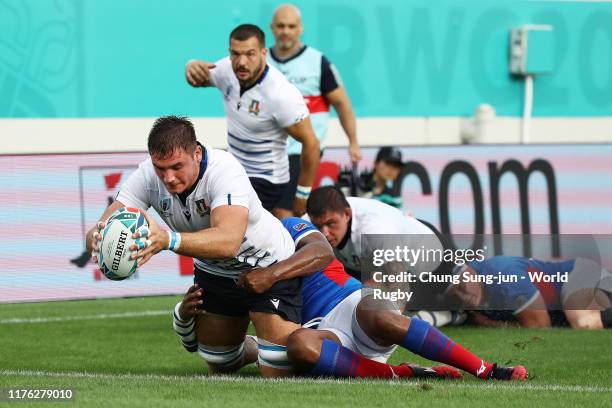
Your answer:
[98,207,148,280]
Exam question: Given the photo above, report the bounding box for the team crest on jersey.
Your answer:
[195,198,210,217]
[292,223,308,232]
[159,197,172,217]
[248,99,260,115]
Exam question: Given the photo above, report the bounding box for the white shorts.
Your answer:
[316,290,398,363]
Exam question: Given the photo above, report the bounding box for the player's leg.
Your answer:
[412,310,468,327]
[172,304,258,370]
[247,277,303,378]
[176,270,258,374]
[249,311,300,377]
[562,258,612,329]
[355,294,528,381]
[287,327,461,380]
[272,154,301,219]
[564,309,604,329]
[171,288,201,353]
[286,328,341,371]
[195,312,256,374]
[289,291,461,380]
[563,288,611,329]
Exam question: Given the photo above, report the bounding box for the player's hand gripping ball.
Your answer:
[98,207,148,280]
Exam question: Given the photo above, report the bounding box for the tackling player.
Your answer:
[185,24,320,217]
[305,186,455,311]
[446,256,612,329]
[86,116,325,377]
[173,217,528,381]
[281,218,527,381]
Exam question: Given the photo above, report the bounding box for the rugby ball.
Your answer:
[98,207,148,281]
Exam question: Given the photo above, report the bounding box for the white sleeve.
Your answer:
[272,83,309,128]
[209,57,231,89]
[208,158,251,211]
[116,162,151,210]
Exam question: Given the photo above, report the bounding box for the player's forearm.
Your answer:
[269,241,334,282]
[334,100,358,146]
[174,227,243,259]
[297,138,320,187]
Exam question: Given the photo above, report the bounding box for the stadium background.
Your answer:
[0,2,611,406]
[0,0,611,304]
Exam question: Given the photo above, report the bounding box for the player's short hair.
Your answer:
[148,115,197,159]
[307,186,350,217]
[230,24,266,47]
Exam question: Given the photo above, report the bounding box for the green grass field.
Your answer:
[0,296,610,407]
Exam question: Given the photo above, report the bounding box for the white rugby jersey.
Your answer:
[116,146,295,278]
[335,197,441,273]
[209,57,309,184]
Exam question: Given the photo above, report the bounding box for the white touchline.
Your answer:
[0,310,169,324]
[0,370,610,393]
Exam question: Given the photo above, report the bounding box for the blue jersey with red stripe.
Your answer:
[468,256,576,314]
[281,217,363,324]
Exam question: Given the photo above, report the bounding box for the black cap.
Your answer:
[375,146,402,166]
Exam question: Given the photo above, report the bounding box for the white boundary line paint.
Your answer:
[2,312,610,394]
[0,369,610,393]
[0,310,169,324]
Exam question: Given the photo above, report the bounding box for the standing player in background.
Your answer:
[87,116,314,377]
[267,4,362,218]
[185,24,320,217]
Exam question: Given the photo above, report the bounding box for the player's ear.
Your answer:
[344,207,352,220]
[194,144,202,161]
